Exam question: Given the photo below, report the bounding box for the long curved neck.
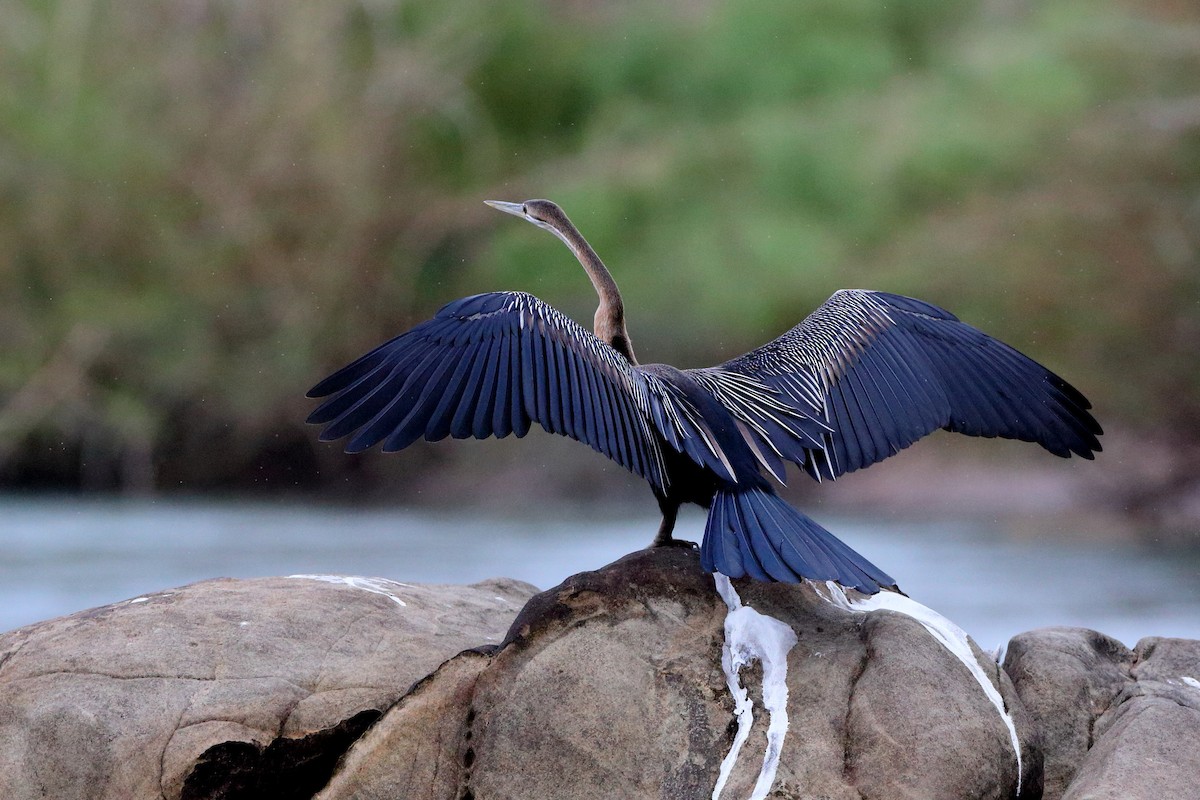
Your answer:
[553,217,638,365]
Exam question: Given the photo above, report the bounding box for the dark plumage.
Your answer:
[308,199,1102,594]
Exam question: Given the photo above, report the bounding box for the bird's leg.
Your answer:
[650,499,695,549]
[651,505,677,547]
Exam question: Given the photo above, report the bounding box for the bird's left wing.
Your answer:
[715,289,1102,479]
[307,291,736,489]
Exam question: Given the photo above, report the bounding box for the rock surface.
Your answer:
[1002,627,1134,799]
[1006,628,1200,800]
[320,548,1034,800]
[2,549,1199,799]
[0,575,536,800]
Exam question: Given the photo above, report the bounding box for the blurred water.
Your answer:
[2,495,1198,650]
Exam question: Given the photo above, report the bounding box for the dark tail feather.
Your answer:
[701,485,897,595]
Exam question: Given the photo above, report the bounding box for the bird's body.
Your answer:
[308,199,1101,595]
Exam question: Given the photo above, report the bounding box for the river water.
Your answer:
[3,495,1199,650]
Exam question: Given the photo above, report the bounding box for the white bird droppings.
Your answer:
[1181,676,1200,690]
[287,574,409,606]
[126,591,175,605]
[819,581,1023,795]
[712,573,798,800]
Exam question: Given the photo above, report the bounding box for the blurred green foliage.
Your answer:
[0,0,1197,491]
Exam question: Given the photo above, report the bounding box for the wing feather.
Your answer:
[428,341,482,441]
[452,335,494,439]
[308,291,733,489]
[717,289,1102,478]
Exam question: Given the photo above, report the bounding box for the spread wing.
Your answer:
[717,289,1103,479]
[307,291,739,490]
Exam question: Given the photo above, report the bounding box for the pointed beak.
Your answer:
[484,200,526,218]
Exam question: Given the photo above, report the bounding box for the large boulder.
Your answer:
[0,575,536,800]
[319,547,1033,800]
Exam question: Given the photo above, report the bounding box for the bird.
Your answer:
[306,199,1102,595]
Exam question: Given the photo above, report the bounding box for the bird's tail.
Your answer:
[700,485,897,595]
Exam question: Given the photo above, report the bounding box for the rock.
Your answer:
[1062,637,1200,800]
[317,548,733,800]
[730,572,1036,799]
[5,547,1198,799]
[321,548,1033,800]
[1003,628,1200,800]
[314,650,491,800]
[1003,627,1134,799]
[0,575,537,800]
[464,548,731,800]
[841,605,1035,800]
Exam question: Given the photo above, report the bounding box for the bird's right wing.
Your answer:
[307,291,737,491]
[716,289,1102,479]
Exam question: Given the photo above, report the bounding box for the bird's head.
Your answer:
[484,197,633,359]
[485,199,574,248]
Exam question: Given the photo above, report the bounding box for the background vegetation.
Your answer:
[1,0,1198,531]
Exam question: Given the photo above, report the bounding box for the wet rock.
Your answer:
[0,575,536,800]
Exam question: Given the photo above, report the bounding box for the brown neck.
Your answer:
[554,216,638,365]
